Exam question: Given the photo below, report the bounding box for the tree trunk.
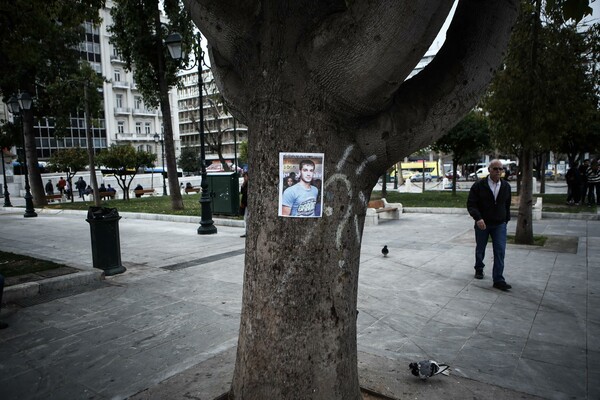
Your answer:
[23,109,46,207]
[515,147,534,244]
[154,7,183,210]
[84,85,101,207]
[231,105,374,400]
[452,158,458,196]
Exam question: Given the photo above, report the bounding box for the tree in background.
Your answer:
[432,110,491,195]
[48,147,89,204]
[184,0,518,397]
[178,146,199,176]
[484,0,595,244]
[95,145,156,201]
[46,63,107,206]
[0,0,103,207]
[109,0,194,210]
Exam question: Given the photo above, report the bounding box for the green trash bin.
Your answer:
[205,172,240,215]
[86,207,126,276]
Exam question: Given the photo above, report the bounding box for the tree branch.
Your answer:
[358,0,519,172]
[306,0,453,115]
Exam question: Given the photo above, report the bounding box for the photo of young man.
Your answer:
[279,153,324,218]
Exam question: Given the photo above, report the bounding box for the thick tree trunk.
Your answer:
[23,109,46,207]
[515,147,534,244]
[231,105,375,400]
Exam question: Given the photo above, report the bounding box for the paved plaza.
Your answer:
[0,200,598,399]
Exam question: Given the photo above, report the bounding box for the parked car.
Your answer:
[445,170,462,179]
[410,172,432,182]
[468,167,490,180]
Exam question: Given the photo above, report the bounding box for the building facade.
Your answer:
[176,67,247,169]
[31,1,179,162]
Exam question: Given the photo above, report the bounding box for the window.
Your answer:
[134,96,142,110]
[114,69,121,82]
[145,122,151,134]
[137,145,144,152]
[116,94,123,108]
[117,121,124,134]
[135,122,142,134]
[146,145,153,152]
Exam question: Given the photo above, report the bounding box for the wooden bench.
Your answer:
[98,191,116,200]
[45,194,63,203]
[184,187,201,194]
[365,198,402,226]
[134,188,156,197]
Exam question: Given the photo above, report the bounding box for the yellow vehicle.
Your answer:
[399,161,442,179]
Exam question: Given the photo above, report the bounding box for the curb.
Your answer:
[3,270,105,304]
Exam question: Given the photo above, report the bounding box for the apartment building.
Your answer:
[32,2,179,162]
[176,68,248,168]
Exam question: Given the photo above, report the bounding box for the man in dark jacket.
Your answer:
[467,159,512,291]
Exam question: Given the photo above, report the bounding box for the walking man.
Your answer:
[467,159,512,291]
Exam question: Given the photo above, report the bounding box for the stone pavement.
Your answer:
[0,203,598,400]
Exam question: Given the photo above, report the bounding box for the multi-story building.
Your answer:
[32,1,179,162]
[176,67,247,169]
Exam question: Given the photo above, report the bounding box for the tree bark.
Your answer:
[515,147,534,244]
[233,104,373,399]
[154,6,184,210]
[23,109,46,207]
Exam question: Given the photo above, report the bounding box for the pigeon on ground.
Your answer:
[409,360,450,380]
[382,245,389,257]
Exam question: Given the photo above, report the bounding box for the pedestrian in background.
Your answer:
[587,160,600,206]
[75,177,86,198]
[45,179,54,196]
[239,172,248,238]
[565,162,581,205]
[579,159,590,205]
[467,159,512,291]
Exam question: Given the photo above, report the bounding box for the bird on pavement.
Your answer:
[409,360,450,380]
[382,245,389,257]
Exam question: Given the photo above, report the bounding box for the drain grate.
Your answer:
[161,248,245,271]
[13,280,113,307]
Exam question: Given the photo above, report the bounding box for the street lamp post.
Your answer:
[166,31,217,234]
[0,145,12,207]
[7,93,37,217]
[154,133,167,196]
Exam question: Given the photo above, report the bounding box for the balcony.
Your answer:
[114,107,131,115]
[110,55,125,64]
[113,80,129,89]
[133,108,157,116]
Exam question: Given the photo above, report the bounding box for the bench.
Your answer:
[184,187,201,194]
[98,191,116,200]
[365,198,402,226]
[510,196,542,220]
[134,189,156,197]
[45,194,63,203]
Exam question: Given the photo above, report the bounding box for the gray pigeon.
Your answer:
[382,245,389,257]
[409,360,450,380]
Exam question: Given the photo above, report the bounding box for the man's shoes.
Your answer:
[0,321,8,329]
[474,269,484,279]
[240,234,246,238]
[493,281,512,291]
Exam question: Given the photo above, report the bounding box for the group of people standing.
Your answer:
[565,159,600,206]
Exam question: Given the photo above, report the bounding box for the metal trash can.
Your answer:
[86,206,126,276]
[205,172,240,215]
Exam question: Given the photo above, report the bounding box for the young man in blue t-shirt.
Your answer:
[282,159,319,217]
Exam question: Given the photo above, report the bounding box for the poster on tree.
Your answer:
[278,152,324,218]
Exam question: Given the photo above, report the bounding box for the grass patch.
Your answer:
[44,195,244,218]
[507,234,547,246]
[0,250,69,277]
